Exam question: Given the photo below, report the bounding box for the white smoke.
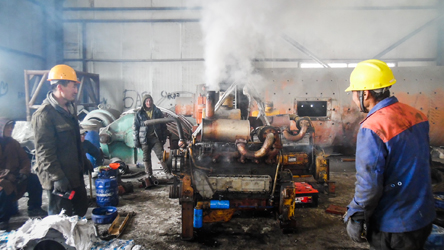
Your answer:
[199,0,287,91]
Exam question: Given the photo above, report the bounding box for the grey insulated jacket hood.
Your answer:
[142,94,154,110]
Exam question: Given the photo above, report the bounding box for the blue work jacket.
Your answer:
[345,96,435,232]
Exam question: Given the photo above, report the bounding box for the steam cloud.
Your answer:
[199,0,287,91]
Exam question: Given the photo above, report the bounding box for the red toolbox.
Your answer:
[294,182,319,208]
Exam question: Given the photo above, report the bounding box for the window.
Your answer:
[297,101,327,117]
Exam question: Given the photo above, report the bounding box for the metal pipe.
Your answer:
[64,7,202,11]
[143,117,184,143]
[206,91,216,119]
[201,119,250,142]
[64,19,200,23]
[236,133,275,160]
[269,153,282,205]
[188,147,212,172]
[282,120,310,141]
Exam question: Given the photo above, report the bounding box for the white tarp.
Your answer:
[1,211,144,250]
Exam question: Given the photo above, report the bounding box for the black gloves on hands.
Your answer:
[346,214,366,243]
[17,173,28,184]
[53,177,71,193]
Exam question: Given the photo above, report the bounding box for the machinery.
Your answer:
[163,89,331,240]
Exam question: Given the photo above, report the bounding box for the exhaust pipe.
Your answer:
[206,91,216,119]
[236,133,275,163]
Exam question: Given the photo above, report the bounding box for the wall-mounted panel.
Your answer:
[152,23,182,59]
[121,23,153,60]
[0,51,43,120]
[182,62,204,92]
[122,62,152,110]
[0,1,52,120]
[89,62,123,110]
[151,63,182,109]
[88,23,122,59]
[182,23,203,58]
[64,23,82,59]
[1,1,44,57]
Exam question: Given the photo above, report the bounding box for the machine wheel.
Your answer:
[169,185,180,199]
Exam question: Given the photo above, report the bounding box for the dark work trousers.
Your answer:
[47,181,88,217]
[26,173,43,210]
[142,135,164,164]
[368,223,433,250]
[0,190,15,223]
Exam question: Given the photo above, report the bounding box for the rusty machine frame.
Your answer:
[160,88,331,240]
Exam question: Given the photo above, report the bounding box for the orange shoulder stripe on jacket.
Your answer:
[361,102,428,143]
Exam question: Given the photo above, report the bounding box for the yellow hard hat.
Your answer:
[47,64,79,83]
[345,59,396,92]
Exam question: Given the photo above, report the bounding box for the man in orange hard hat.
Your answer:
[31,65,89,216]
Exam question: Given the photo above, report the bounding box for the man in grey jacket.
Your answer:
[133,94,172,187]
[31,64,88,216]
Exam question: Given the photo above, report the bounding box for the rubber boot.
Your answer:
[143,162,157,189]
[161,162,174,179]
[144,162,153,176]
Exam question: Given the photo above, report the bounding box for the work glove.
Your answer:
[53,177,71,193]
[17,173,28,185]
[346,217,366,243]
[84,160,94,175]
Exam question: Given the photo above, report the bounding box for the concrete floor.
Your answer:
[9,156,442,250]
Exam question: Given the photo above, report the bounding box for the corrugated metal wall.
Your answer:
[62,0,442,112]
[63,0,203,111]
[0,1,57,120]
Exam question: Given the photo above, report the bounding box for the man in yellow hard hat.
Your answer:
[343,59,435,249]
[31,65,89,216]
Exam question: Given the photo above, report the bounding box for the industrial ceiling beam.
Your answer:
[63,19,199,23]
[281,34,330,68]
[374,14,444,59]
[63,7,202,11]
[63,6,436,11]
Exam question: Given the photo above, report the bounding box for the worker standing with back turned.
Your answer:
[343,59,435,249]
[31,64,89,217]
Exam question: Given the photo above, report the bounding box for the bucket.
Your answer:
[95,177,119,207]
[85,130,101,168]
